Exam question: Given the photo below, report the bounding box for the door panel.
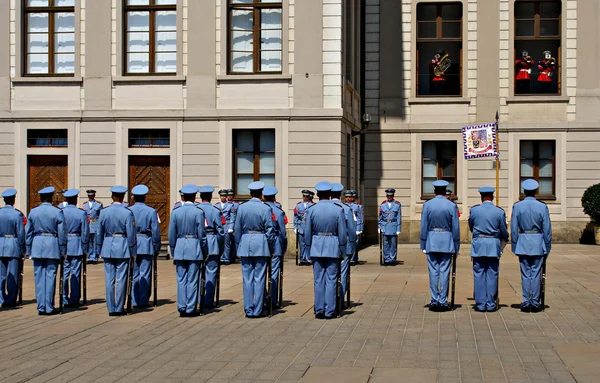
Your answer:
[28,155,68,213]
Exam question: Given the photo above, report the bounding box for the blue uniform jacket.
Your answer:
[96,203,137,259]
[420,196,460,254]
[334,199,357,255]
[26,202,67,259]
[350,202,364,232]
[82,200,103,233]
[62,204,90,256]
[234,198,276,257]
[198,202,225,256]
[266,201,288,257]
[379,200,402,235]
[168,203,208,261]
[129,202,161,255]
[293,201,313,234]
[511,197,552,256]
[215,201,233,231]
[0,206,26,257]
[468,201,509,258]
[305,200,347,258]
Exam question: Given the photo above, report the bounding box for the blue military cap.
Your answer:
[315,181,332,192]
[263,186,278,196]
[301,189,311,196]
[343,190,353,197]
[1,188,17,198]
[227,189,235,196]
[478,186,495,194]
[432,180,449,188]
[331,183,344,193]
[131,185,149,196]
[63,188,80,198]
[351,190,358,197]
[385,188,395,195]
[110,185,127,194]
[248,181,265,191]
[180,184,198,195]
[199,185,215,194]
[86,189,96,195]
[308,190,315,196]
[522,179,539,191]
[38,186,55,194]
[218,189,228,196]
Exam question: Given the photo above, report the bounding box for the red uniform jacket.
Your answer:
[515,58,535,81]
[537,59,556,82]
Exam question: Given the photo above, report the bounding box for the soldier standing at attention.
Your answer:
[216,189,233,265]
[346,190,363,266]
[227,189,239,263]
[468,187,508,312]
[83,190,103,265]
[511,179,552,313]
[0,188,26,308]
[234,182,275,318]
[97,186,137,316]
[331,183,356,308]
[378,188,402,266]
[26,187,67,315]
[169,184,208,317]
[294,190,313,266]
[129,185,161,308]
[198,185,225,308]
[263,186,288,308]
[305,181,347,319]
[61,189,90,308]
[420,180,460,312]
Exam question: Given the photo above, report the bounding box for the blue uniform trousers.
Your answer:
[351,236,360,263]
[87,233,98,262]
[340,253,351,302]
[33,259,59,313]
[270,255,282,305]
[241,257,268,317]
[472,257,499,311]
[103,258,129,313]
[176,260,200,314]
[62,256,82,305]
[383,235,397,263]
[427,252,452,306]
[519,255,544,308]
[132,254,152,307]
[299,233,310,263]
[0,258,19,306]
[312,257,338,317]
[221,233,232,263]
[204,254,219,307]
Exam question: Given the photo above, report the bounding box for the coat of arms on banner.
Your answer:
[462,123,498,160]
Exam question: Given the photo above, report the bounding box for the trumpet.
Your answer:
[433,53,451,77]
[548,57,556,66]
[524,55,533,64]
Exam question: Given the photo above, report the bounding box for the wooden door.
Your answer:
[28,155,68,213]
[128,156,170,241]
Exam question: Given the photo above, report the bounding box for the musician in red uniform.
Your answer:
[537,50,556,94]
[515,51,535,94]
[430,50,447,95]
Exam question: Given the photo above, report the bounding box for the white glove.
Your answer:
[228,229,233,234]
[422,250,426,254]
[378,228,381,234]
[294,228,297,234]
[396,232,400,235]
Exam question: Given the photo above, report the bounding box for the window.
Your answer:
[416,3,462,96]
[123,0,177,75]
[514,1,561,95]
[228,0,282,74]
[24,0,75,76]
[233,130,275,196]
[422,141,457,198]
[27,129,68,147]
[128,129,170,148]
[520,140,555,199]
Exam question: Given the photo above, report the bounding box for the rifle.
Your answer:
[82,256,87,305]
[278,256,284,309]
[18,256,24,305]
[198,260,206,314]
[126,256,135,314]
[153,253,158,307]
[336,257,343,317]
[58,257,65,314]
[215,260,221,308]
[295,232,299,265]
[379,231,383,266]
[540,256,547,311]
[450,253,457,309]
[267,256,273,317]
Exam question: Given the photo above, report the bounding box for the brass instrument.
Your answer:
[524,55,533,64]
[548,57,556,66]
[433,53,451,77]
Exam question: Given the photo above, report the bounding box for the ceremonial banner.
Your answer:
[462,123,498,160]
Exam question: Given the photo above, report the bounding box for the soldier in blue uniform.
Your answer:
[169,184,208,317]
[216,189,234,265]
[0,188,26,308]
[378,188,402,265]
[234,182,275,318]
[305,181,347,319]
[331,184,356,308]
[198,185,225,308]
[263,186,288,308]
[420,180,460,312]
[83,190,103,265]
[129,185,161,308]
[227,189,239,262]
[511,179,552,313]
[294,190,313,266]
[346,190,363,266]
[97,186,137,316]
[26,186,67,315]
[468,187,509,312]
[61,189,90,307]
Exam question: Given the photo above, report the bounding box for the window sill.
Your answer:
[216,74,292,83]
[408,97,471,105]
[506,95,569,104]
[112,75,186,85]
[11,76,83,85]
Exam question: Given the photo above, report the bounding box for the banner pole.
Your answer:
[495,111,500,207]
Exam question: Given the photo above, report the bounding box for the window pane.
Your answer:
[236,175,254,196]
[156,31,176,52]
[260,51,281,72]
[55,12,74,33]
[236,131,254,152]
[441,4,462,20]
[515,2,535,18]
[539,160,553,177]
[521,141,534,158]
[230,0,254,3]
[237,153,255,173]
[540,20,560,37]
[442,22,461,38]
[55,33,74,53]
[127,11,149,32]
[259,130,275,151]
[56,0,75,5]
[539,178,553,195]
[155,0,177,4]
[441,159,455,178]
[261,29,281,50]
[232,9,253,30]
[441,142,455,159]
[539,141,554,158]
[423,160,437,178]
[55,53,75,73]
[521,159,534,177]
[127,32,150,52]
[423,178,436,195]
[417,22,437,39]
[155,52,176,72]
[156,11,177,31]
[260,174,275,188]
[261,0,281,3]
[28,13,49,33]
[515,20,535,37]
[232,30,253,51]
[27,33,49,53]
[27,0,49,6]
[540,2,561,18]
[231,51,253,72]
[127,0,150,5]
[417,4,437,21]
[260,153,275,173]
[261,8,282,29]
[27,54,49,74]
[127,52,150,73]
[422,142,437,160]
[445,179,456,193]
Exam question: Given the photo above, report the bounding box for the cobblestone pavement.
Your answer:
[2,244,600,383]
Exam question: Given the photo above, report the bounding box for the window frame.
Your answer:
[232,129,276,199]
[421,140,458,200]
[519,139,556,200]
[22,0,76,77]
[226,0,283,75]
[128,128,171,148]
[27,128,69,147]
[122,0,177,76]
